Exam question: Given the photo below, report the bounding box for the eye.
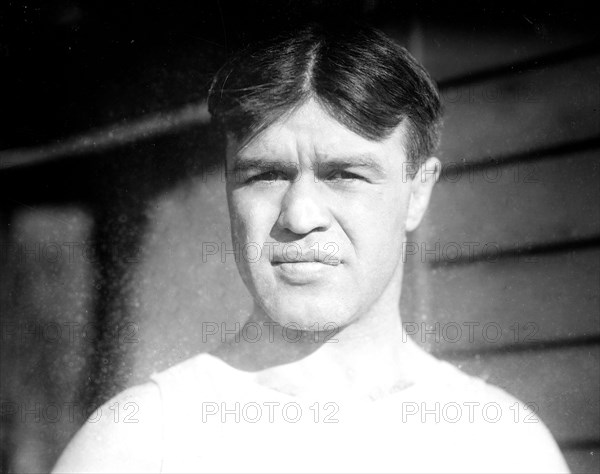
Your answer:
[326,170,364,181]
[246,170,286,183]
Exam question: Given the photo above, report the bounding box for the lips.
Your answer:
[273,261,337,285]
[272,258,339,266]
[270,245,341,266]
[271,248,341,284]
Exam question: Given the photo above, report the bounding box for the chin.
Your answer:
[257,292,358,332]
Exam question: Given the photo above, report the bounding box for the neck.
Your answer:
[213,274,426,400]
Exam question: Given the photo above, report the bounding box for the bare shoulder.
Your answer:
[52,382,163,474]
[459,375,570,473]
[406,354,570,473]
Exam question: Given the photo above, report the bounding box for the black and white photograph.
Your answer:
[0,1,598,472]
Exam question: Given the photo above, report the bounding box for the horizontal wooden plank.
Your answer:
[415,22,597,83]
[401,247,600,353]
[442,345,600,444]
[418,150,600,249]
[562,447,600,474]
[437,55,600,163]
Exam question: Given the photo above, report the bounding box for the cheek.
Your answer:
[353,216,405,263]
[340,191,410,257]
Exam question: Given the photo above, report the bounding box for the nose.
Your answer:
[277,179,331,235]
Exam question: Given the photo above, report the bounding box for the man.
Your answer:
[54,22,569,473]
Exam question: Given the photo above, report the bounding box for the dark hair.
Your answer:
[208,22,442,165]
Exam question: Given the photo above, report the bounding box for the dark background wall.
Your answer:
[0,1,598,472]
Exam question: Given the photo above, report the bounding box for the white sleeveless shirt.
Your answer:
[149,352,565,473]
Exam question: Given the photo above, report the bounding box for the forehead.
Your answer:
[227,100,408,164]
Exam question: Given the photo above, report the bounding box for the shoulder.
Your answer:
[474,381,570,473]
[420,359,570,473]
[52,382,162,474]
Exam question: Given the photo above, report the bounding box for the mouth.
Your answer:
[270,248,341,266]
[271,260,340,284]
[272,258,340,266]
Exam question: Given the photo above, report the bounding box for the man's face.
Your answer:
[225,100,423,329]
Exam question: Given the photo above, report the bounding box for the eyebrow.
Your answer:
[314,153,386,175]
[229,158,298,174]
[230,153,386,175]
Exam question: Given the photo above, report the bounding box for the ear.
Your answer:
[405,157,441,232]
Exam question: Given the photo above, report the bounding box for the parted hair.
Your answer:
[208,22,442,164]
